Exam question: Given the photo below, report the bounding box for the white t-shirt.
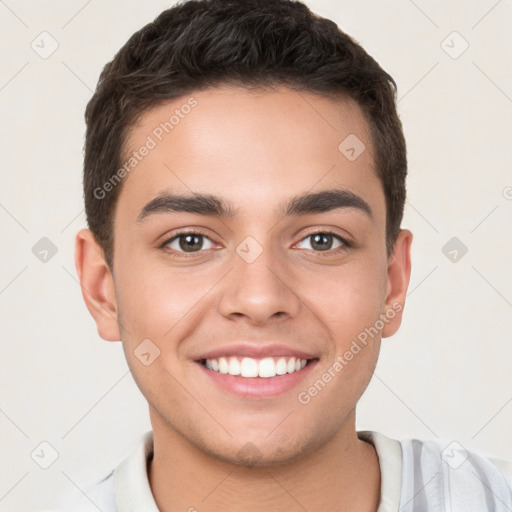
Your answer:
[51,430,512,511]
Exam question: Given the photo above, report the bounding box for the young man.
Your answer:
[60,0,512,510]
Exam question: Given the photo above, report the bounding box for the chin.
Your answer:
[197,431,319,468]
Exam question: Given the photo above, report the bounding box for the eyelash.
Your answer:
[160,229,352,259]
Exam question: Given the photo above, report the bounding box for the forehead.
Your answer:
[115,85,384,227]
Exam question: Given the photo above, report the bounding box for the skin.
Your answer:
[75,85,412,512]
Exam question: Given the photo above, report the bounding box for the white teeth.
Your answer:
[276,357,288,375]
[203,356,309,378]
[258,357,276,378]
[218,357,229,374]
[228,356,241,376]
[240,357,259,377]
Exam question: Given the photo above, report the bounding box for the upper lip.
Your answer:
[195,343,317,361]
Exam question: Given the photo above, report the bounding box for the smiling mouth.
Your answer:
[199,356,317,378]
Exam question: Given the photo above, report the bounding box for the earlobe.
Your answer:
[74,228,121,342]
[382,229,413,338]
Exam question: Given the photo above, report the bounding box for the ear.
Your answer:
[74,228,121,341]
[382,229,413,338]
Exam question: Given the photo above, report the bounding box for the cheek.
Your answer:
[115,261,212,339]
[297,263,386,415]
[308,258,388,342]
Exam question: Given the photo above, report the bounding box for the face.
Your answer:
[81,85,410,466]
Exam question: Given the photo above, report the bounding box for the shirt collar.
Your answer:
[114,430,159,512]
[357,430,403,512]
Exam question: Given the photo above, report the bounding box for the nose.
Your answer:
[217,239,302,326]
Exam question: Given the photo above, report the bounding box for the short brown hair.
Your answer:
[84,0,407,269]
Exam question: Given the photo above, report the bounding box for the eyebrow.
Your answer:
[136,189,373,222]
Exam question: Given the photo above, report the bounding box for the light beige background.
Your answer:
[1,0,511,510]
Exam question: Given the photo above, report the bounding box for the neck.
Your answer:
[148,410,381,512]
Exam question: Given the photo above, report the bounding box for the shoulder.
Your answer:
[48,431,154,512]
[487,454,512,487]
[399,437,512,511]
[48,470,117,512]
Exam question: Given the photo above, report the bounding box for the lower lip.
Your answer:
[195,359,318,399]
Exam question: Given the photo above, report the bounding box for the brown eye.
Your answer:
[179,234,203,252]
[310,233,334,251]
[163,232,214,254]
[296,232,347,252]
